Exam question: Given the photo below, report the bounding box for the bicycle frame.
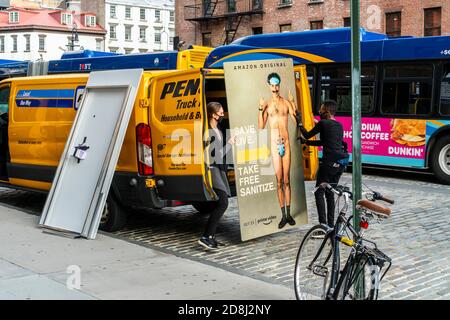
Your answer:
[301,184,392,300]
[324,191,362,299]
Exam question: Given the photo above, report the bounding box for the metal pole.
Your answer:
[351,0,364,299]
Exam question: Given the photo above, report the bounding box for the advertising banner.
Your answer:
[224,59,308,241]
[319,117,428,167]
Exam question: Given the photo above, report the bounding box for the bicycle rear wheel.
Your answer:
[336,254,379,300]
[294,225,334,300]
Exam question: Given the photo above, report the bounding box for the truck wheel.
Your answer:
[192,201,219,215]
[99,194,128,232]
[431,135,450,185]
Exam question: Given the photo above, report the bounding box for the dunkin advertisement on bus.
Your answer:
[325,117,428,167]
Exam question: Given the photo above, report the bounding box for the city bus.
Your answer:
[205,27,450,184]
[0,46,213,80]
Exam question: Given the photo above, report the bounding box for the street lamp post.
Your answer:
[351,0,364,299]
[69,23,79,51]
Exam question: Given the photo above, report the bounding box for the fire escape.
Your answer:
[184,0,264,45]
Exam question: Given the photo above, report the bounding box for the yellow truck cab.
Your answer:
[0,41,319,232]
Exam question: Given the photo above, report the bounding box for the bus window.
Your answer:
[381,64,433,115]
[319,64,375,114]
[0,85,9,115]
[440,63,450,116]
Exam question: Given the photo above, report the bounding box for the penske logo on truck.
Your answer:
[160,78,200,100]
[157,78,202,123]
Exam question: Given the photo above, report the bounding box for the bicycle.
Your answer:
[294,182,394,300]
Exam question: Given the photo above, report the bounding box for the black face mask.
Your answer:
[216,114,224,123]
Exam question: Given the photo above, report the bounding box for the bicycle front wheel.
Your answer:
[336,254,380,300]
[294,225,334,300]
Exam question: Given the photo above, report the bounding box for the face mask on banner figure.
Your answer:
[258,72,299,229]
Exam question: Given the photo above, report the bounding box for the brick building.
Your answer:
[176,0,450,47]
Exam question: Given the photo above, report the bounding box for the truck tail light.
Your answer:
[136,123,153,175]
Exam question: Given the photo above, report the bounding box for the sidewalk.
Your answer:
[0,205,294,300]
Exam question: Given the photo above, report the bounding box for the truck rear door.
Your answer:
[148,70,215,201]
[295,65,318,180]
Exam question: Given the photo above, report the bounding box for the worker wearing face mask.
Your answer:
[298,100,349,229]
[198,101,235,250]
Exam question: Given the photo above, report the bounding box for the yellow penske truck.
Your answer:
[0,40,319,232]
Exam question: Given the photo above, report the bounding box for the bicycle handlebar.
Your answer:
[318,183,394,205]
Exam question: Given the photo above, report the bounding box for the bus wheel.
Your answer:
[99,194,128,232]
[192,201,219,215]
[431,135,450,185]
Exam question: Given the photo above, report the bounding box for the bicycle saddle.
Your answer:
[357,199,391,218]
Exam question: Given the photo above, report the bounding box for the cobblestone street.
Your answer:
[0,171,449,300]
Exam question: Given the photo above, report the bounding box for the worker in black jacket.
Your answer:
[299,100,348,228]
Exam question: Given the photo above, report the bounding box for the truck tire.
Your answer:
[99,194,128,232]
[192,201,219,215]
[431,135,450,185]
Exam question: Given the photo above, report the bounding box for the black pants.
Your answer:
[204,188,229,237]
[314,161,345,228]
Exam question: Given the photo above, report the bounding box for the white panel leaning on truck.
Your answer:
[39,69,143,239]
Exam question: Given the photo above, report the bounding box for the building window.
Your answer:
[9,11,19,23]
[0,36,4,52]
[140,8,146,20]
[169,36,174,45]
[125,6,131,19]
[253,0,262,10]
[154,32,161,43]
[125,48,133,54]
[125,26,132,41]
[109,47,118,53]
[109,25,117,39]
[139,48,148,53]
[386,12,401,37]
[11,35,17,52]
[202,32,211,46]
[24,34,30,52]
[310,20,323,30]
[424,7,441,36]
[227,0,236,13]
[110,5,116,18]
[252,27,263,35]
[85,15,96,27]
[169,11,174,22]
[155,10,161,21]
[38,35,46,51]
[203,0,213,16]
[61,13,72,25]
[279,24,292,32]
[343,17,351,27]
[96,39,103,51]
[279,0,293,6]
[139,27,146,41]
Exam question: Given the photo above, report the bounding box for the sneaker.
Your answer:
[278,217,287,229]
[286,215,296,226]
[198,236,218,250]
